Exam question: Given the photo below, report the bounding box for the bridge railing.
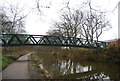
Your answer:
[0,34,109,48]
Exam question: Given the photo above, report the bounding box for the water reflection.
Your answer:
[57,60,93,76]
[38,53,120,80]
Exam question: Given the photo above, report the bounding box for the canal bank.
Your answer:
[31,51,120,80]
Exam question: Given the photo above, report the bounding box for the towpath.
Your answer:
[2,53,33,79]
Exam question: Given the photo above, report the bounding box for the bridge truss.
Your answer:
[0,34,109,48]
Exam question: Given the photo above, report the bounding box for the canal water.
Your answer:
[32,52,120,80]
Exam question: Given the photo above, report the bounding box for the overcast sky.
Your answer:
[1,0,120,41]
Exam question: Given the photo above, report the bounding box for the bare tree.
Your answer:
[8,3,28,34]
[79,0,111,44]
[49,0,83,38]
[48,0,111,44]
[80,11,111,44]
[36,0,51,16]
[0,11,12,34]
[0,2,28,34]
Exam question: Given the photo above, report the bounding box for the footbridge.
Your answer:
[0,34,108,48]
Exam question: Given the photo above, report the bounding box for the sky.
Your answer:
[1,0,120,41]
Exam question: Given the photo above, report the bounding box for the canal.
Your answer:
[31,52,120,80]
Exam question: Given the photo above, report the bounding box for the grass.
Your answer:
[2,55,16,70]
[1,54,25,70]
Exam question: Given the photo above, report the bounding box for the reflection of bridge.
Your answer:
[0,34,108,48]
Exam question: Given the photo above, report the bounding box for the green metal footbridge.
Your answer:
[0,34,109,48]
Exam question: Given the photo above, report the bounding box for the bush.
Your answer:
[105,44,119,54]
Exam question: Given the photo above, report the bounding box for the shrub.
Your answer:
[105,44,120,55]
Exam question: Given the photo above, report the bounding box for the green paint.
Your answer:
[0,34,109,48]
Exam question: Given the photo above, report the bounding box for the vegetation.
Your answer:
[33,44,120,64]
[59,44,120,63]
[0,2,28,34]
[2,54,17,70]
[29,52,52,79]
[47,0,111,45]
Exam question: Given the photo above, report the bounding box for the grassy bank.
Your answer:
[35,44,120,64]
[29,53,52,79]
[56,44,120,63]
[2,55,17,70]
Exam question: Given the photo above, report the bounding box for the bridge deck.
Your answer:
[0,34,108,48]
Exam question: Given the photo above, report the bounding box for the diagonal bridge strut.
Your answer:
[0,34,109,48]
